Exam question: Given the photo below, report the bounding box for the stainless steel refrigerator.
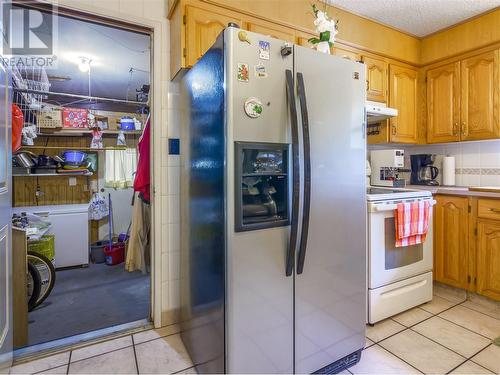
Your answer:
[180,26,366,374]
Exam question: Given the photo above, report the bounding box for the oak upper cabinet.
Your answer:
[362,55,388,103]
[246,20,295,43]
[389,64,418,143]
[427,62,461,143]
[332,46,361,62]
[460,50,500,141]
[296,32,315,48]
[434,195,469,289]
[185,6,244,67]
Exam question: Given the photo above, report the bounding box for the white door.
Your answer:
[0,58,13,370]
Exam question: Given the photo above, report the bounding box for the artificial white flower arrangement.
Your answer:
[308,3,339,53]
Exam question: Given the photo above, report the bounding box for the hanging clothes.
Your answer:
[12,104,23,152]
[125,192,150,274]
[133,115,151,202]
[104,148,137,188]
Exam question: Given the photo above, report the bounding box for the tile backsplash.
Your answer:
[369,140,500,187]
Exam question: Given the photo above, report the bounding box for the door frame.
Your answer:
[54,2,162,329]
[9,1,165,330]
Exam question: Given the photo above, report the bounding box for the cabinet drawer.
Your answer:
[477,199,500,221]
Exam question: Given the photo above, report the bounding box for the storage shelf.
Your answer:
[36,129,142,137]
[20,146,128,151]
[13,171,93,177]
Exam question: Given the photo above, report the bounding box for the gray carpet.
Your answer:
[27,263,150,346]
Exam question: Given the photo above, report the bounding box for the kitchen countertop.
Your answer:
[406,184,500,199]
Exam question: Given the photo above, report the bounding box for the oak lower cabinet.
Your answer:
[427,62,461,143]
[362,55,388,103]
[389,64,418,143]
[433,195,469,289]
[476,221,500,300]
[185,6,244,67]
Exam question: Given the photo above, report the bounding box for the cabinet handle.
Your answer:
[391,123,397,135]
[461,122,467,137]
[488,208,500,214]
[453,122,458,136]
[366,79,369,91]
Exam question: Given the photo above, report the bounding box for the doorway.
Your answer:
[8,3,154,354]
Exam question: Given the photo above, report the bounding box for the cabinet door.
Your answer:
[427,62,461,143]
[389,65,418,143]
[332,46,360,62]
[246,21,295,42]
[477,221,500,301]
[434,195,469,289]
[363,55,387,103]
[460,50,500,141]
[185,6,244,67]
[296,32,315,48]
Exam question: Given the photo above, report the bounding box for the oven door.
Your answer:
[368,199,434,289]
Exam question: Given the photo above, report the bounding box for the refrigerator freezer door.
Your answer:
[294,47,367,374]
[225,28,294,373]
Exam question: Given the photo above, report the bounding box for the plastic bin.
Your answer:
[103,242,125,266]
[28,235,55,264]
[89,241,106,264]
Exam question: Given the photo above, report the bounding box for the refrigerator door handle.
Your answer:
[285,69,300,277]
[296,72,311,275]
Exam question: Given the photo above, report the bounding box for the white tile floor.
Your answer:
[10,292,500,375]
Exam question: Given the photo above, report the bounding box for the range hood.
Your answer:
[365,101,398,124]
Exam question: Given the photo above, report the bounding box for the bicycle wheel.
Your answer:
[27,251,56,309]
[27,262,41,312]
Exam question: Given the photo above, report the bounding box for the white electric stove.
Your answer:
[366,187,436,324]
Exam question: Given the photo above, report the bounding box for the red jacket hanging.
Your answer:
[134,116,150,203]
[12,104,23,152]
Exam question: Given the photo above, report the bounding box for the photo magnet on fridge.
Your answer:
[237,63,249,82]
[254,64,268,78]
[259,40,270,60]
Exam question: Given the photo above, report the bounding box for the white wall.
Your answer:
[369,140,500,187]
[48,0,178,327]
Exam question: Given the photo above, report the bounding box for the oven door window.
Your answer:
[384,217,423,270]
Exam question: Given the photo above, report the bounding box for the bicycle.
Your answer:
[26,251,56,311]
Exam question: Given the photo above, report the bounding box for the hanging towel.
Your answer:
[395,200,431,247]
[104,148,137,188]
[126,192,150,274]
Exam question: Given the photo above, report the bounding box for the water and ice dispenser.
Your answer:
[235,142,290,232]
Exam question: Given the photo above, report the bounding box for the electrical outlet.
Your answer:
[69,177,77,186]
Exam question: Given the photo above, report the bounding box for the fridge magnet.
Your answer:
[238,30,251,44]
[244,97,263,118]
[254,64,268,78]
[259,40,270,60]
[237,63,249,82]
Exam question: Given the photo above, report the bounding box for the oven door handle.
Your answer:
[369,199,437,212]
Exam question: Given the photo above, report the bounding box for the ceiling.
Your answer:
[326,0,500,37]
[12,5,150,106]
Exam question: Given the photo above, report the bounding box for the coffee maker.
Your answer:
[410,154,439,185]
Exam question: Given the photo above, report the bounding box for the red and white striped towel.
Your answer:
[395,200,431,247]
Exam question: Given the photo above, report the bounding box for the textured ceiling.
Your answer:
[326,0,500,37]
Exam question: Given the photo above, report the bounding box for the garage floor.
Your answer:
[27,263,150,346]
